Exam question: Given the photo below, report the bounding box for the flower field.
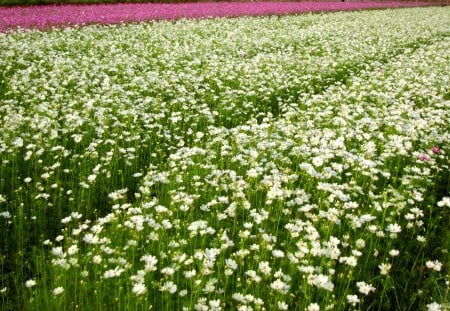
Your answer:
[0,7,449,311]
[0,1,433,32]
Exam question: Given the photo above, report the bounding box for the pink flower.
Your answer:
[418,154,431,161]
[0,2,434,32]
[431,146,441,154]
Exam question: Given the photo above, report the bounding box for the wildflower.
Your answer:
[270,279,289,293]
[346,294,360,305]
[55,235,64,242]
[430,146,441,154]
[53,287,64,296]
[386,223,402,234]
[437,197,450,208]
[355,239,365,249]
[378,263,392,275]
[356,281,376,295]
[141,254,158,272]
[103,267,125,279]
[307,303,320,311]
[132,283,147,296]
[160,281,177,294]
[389,249,400,257]
[425,260,442,271]
[12,137,24,148]
[225,258,238,271]
[67,244,79,256]
[51,247,64,257]
[0,211,11,219]
[426,302,442,311]
[259,261,271,275]
[417,235,426,243]
[25,279,36,288]
[179,289,188,297]
[418,154,431,161]
[272,249,285,258]
[184,269,197,279]
[209,299,221,311]
[277,301,288,310]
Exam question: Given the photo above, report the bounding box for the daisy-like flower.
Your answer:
[378,263,392,275]
[430,146,441,154]
[270,279,289,293]
[346,294,360,305]
[426,302,442,311]
[425,260,442,272]
[389,249,400,257]
[25,279,36,288]
[277,301,288,310]
[53,287,64,296]
[437,197,450,208]
[307,302,320,311]
[386,223,402,234]
[356,281,376,295]
[418,154,431,161]
[132,283,147,296]
[259,261,271,275]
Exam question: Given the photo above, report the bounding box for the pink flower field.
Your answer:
[0,1,433,31]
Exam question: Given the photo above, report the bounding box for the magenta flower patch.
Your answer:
[0,1,432,32]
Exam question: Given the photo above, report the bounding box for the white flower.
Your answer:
[25,279,36,288]
[141,254,158,272]
[103,267,124,279]
[51,247,64,257]
[437,197,450,208]
[425,260,442,272]
[225,258,238,270]
[53,287,64,295]
[307,302,320,311]
[259,261,271,275]
[378,263,392,275]
[161,267,175,276]
[310,274,334,292]
[12,137,24,148]
[55,235,64,242]
[272,249,285,258]
[270,279,289,293]
[87,174,97,183]
[160,281,177,294]
[355,239,366,249]
[389,249,400,257]
[132,283,147,296]
[67,244,78,256]
[356,281,376,295]
[417,235,426,243]
[386,223,402,234]
[277,301,288,310]
[426,302,442,311]
[346,294,360,305]
[209,299,221,311]
[0,211,11,219]
[184,269,197,278]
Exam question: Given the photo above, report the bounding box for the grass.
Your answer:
[0,7,449,311]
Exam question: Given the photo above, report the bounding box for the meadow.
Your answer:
[0,7,449,310]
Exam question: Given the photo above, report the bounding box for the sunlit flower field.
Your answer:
[0,7,449,311]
